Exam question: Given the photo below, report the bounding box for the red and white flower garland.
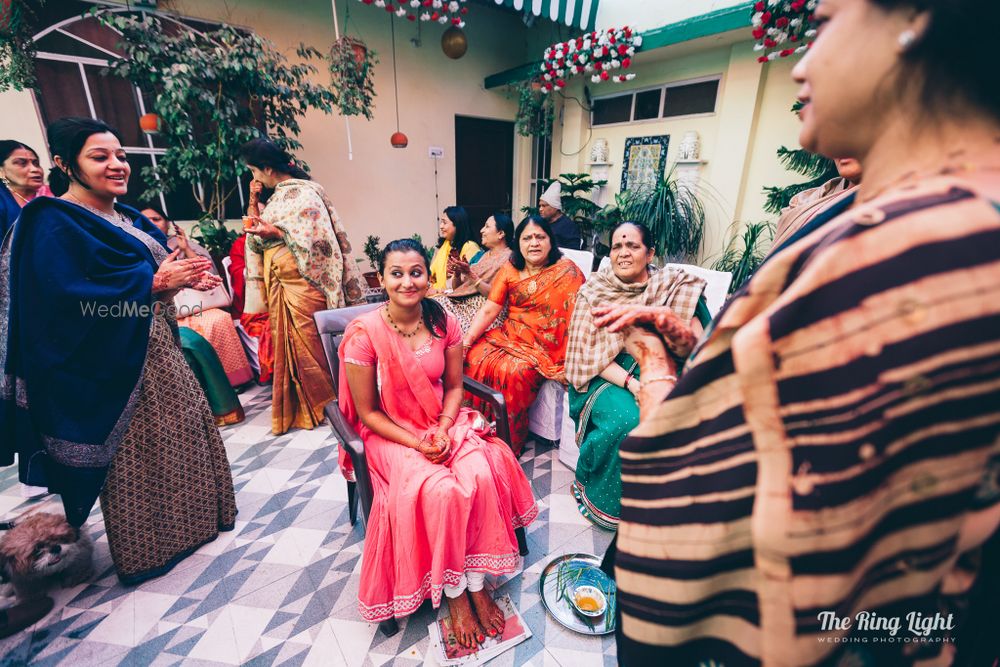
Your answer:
[539,26,642,93]
[358,0,468,26]
[751,0,818,62]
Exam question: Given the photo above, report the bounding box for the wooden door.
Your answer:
[455,116,515,232]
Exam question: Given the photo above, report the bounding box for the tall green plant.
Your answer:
[613,170,706,262]
[0,0,44,92]
[97,10,336,235]
[712,221,774,293]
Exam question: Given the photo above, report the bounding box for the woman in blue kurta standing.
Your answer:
[0,117,237,585]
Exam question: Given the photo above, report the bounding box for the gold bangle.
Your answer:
[439,414,455,424]
[640,375,677,388]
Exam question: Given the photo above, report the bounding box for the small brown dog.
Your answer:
[0,513,93,601]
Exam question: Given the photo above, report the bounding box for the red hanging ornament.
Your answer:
[390,131,408,148]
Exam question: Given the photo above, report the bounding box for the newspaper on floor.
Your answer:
[427,594,531,666]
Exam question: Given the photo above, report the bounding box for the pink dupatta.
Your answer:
[335,309,537,622]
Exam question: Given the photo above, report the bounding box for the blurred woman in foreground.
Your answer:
[611,1,1000,664]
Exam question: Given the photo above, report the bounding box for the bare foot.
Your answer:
[447,592,485,648]
[469,589,505,638]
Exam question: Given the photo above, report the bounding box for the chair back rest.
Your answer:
[560,248,594,279]
[314,302,381,391]
[665,263,733,316]
[220,256,235,298]
[595,257,732,317]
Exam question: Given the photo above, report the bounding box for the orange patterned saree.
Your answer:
[465,258,585,454]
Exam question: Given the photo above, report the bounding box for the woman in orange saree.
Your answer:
[463,215,585,455]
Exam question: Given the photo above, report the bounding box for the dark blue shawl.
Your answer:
[0,198,168,525]
[0,182,20,242]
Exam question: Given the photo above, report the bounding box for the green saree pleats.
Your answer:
[180,327,245,426]
[568,352,640,530]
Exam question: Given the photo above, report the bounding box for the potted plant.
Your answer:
[362,235,381,288]
[612,169,706,263]
[512,80,554,138]
[190,215,241,272]
[409,234,435,263]
[329,35,378,120]
[712,221,774,293]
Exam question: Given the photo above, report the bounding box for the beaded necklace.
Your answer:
[385,306,423,338]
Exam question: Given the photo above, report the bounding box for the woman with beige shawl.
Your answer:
[240,138,364,435]
[432,213,514,334]
[564,222,705,529]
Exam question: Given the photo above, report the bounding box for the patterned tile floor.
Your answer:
[0,385,616,666]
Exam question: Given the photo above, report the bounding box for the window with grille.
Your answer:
[591,76,721,126]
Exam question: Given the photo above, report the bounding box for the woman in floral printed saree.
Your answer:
[463,215,585,455]
[240,138,365,435]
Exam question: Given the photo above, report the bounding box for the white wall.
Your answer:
[595,0,747,32]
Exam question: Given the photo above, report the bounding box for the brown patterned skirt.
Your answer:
[99,314,238,586]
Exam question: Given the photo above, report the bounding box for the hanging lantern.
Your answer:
[390,131,409,148]
[441,25,467,59]
[139,113,162,134]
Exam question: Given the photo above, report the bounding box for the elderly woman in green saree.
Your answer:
[564,222,706,529]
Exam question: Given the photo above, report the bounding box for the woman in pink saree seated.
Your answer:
[339,238,537,648]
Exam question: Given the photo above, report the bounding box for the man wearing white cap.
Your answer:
[538,181,583,249]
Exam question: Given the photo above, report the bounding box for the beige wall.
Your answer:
[737,57,806,225]
[1,89,50,172]
[163,0,536,245]
[546,38,805,263]
[13,0,536,247]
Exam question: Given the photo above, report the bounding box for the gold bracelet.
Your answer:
[641,374,677,388]
[439,414,455,424]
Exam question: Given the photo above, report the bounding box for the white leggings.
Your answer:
[443,571,486,598]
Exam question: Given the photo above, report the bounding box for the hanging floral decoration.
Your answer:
[751,0,818,63]
[357,0,468,27]
[539,26,642,93]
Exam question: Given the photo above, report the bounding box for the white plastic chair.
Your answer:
[220,256,235,299]
[665,263,733,317]
[527,248,594,445]
[559,248,594,279]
